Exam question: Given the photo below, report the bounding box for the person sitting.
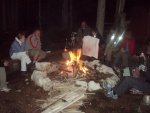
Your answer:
[113,31,135,68]
[104,27,115,65]
[105,53,150,99]
[25,29,46,63]
[0,60,10,92]
[9,33,32,76]
[91,27,103,44]
[76,21,91,48]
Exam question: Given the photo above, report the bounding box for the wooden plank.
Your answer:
[42,93,85,113]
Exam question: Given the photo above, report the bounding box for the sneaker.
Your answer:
[105,90,118,99]
[105,83,112,91]
[1,87,11,92]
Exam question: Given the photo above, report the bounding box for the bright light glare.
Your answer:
[114,41,116,44]
[111,34,115,40]
[118,36,122,41]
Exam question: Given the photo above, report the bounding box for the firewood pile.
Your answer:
[30,59,120,113]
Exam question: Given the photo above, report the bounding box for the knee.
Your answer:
[34,50,40,56]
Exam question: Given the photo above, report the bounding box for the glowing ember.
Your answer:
[64,48,68,52]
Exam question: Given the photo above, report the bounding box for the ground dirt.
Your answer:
[0,50,144,113]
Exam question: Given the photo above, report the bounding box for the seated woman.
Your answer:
[9,33,32,76]
[0,61,10,92]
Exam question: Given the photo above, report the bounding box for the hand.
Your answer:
[4,61,9,66]
[36,36,40,40]
[26,51,28,55]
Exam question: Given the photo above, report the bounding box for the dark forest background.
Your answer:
[0,0,150,57]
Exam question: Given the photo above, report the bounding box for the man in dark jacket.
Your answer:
[76,21,91,48]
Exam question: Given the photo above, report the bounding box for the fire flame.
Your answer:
[66,49,88,75]
[66,49,81,66]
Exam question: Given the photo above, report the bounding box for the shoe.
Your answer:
[21,71,28,76]
[31,63,36,70]
[0,87,11,92]
[105,90,118,99]
[105,83,112,91]
[28,62,36,70]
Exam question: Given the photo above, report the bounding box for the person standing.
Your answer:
[113,31,135,68]
[76,21,91,48]
[25,29,46,63]
[9,33,32,76]
[104,27,115,65]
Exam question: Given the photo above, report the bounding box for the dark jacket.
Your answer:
[77,26,92,39]
[94,32,104,45]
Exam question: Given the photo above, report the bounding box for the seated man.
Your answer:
[106,55,150,99]
[9,33,32,76]
[0,60,10,92]
[25,29,46,63]
[113,31,135,68]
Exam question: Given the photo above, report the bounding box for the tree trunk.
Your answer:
[96,0,106,37]
[69,0,73,31]
[114,0,126,28]
[62,0,69,30]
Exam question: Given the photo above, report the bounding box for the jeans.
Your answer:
[11,52,31,71]
[113,77,150,96]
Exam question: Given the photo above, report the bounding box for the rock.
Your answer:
[35,62,51,71]
[25,79,29,82]
[31,70,53,91]
[16,90,21,92]
[26,82,29,85]
[75,81,87,90]
[88,81,102,92]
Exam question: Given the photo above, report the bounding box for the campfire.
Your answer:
[62,49,88,77]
